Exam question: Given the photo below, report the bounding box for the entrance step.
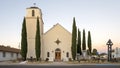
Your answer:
[54,59,62,62]
[52,62,67,65]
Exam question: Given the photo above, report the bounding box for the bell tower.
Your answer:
[25,6,44,58]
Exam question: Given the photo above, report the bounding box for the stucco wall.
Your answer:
[0,51,21,61]
[112,47,120,58]
[43,24,72,61]
[26,8,43,58]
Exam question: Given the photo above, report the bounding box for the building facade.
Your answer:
[112,47,120,58]
[0,45,21,61]
[25,6,72,61]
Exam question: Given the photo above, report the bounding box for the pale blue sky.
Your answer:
[0,0,120,53]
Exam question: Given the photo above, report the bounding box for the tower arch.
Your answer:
[32,10,35,16]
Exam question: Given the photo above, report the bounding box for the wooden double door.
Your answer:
[55,52,61,60]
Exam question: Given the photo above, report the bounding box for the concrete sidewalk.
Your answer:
[0,61,120,65]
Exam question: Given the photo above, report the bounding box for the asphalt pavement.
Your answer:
[0,64,120,68]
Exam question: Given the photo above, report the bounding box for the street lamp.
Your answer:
[106,39,113,62]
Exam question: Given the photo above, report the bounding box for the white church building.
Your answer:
[25,6,72,61]
[112,47,120,59]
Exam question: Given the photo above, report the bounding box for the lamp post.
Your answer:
[106,39,113,62]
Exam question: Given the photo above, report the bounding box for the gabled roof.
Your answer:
[44,23,71,35]
[0,45,20,53]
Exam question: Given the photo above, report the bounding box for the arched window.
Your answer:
[66,52,69,57]
[32,10,35,16]
[47,52,50,57]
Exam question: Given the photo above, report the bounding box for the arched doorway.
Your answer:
[55,48,61,61]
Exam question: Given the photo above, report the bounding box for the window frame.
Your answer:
[11,52,13,58]
[47,52,50,57]
[66,52,69,57]
[3,51,6,57]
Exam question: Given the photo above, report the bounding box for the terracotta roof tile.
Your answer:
[0,45,20,53]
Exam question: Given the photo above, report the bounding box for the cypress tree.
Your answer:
[21,17,27,61]
[82,29,86,50]
[71,17,77,60]
[35,17,41,61]
[77,29,82,55]
[87,31,92,54]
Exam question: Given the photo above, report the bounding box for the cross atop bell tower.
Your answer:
[26,4,42,18]
[33,3,36,6]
